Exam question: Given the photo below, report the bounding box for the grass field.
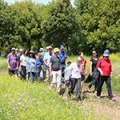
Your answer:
[0,54,120,120]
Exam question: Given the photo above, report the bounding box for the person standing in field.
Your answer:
[26,50,37,82]
[79,52,87,91]
[88,50,99,93]
[20,50,29,80]
[7,48,18,77]
[43,46,54,82]
[96,49,116,101]
[68,57,82,102]
[49,48,62,93]
[58,45,67,79]
[64,60,72,93]
[36,51,44,82]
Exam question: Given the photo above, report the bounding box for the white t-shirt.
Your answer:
[68,63,82,79]
[20,55,26,66]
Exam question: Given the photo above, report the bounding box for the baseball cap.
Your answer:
[48,46,52,49]
[11,48,15,50]
[39,48,44,52]
[19,49,23,52]
[29,50,34,54]
[60,45,64,49]
[77,57,82,61]
[15,48,18,51]
[67,60,71,64]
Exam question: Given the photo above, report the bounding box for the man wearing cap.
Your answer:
[67,57,82,102]
[58,45,67,78]
[96,49,116,101]
[39,48,46,59]
[43,46,54,81]
[49,48,62,92]
[7,48,18,76]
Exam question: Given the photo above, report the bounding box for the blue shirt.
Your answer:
[58,51,67,64]
[26,57,37,72]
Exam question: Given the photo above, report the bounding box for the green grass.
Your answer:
[0,53,120,120]
[0,75,107,120]
[0,57,7,73]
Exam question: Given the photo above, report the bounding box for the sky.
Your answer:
[5,0,75,6]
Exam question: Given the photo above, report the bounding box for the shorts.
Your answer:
[8,69,17,76]
[81,74,85,81]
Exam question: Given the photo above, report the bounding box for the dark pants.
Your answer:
[28,72,37,82]
[20,65,26,80]
[97,76,113,98]
[88,79,98,91]
[68,78,81,101]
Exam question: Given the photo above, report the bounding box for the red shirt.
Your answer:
[81,58,86,74]
[96,58,112,76]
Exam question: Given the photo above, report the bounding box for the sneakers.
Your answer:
[88,87,91,93]
[67,92,71,98]
[97,96,101,99]
[111,97,116,101]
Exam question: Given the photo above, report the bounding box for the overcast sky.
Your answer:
[5,0,75,6]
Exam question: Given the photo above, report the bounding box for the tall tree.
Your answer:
[41,0,77,48]
[78,0,120,52]
[10,1,43,50]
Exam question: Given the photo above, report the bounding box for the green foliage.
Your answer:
[10,1,43,50]
[78,0,120,53]
[0,0,120,54]
[0,75,102,120]
[41,0,77,47]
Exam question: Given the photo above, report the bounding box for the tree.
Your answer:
[10,1,44,50]
[78,0,120,52]
[41,0,77,48]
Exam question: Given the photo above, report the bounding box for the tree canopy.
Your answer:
[0,0,120,54]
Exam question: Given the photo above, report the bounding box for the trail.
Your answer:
[61,89,120,120]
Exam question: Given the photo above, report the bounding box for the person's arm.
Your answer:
[110,61,112,79]
[49,57,52,77]
[7,55,10,69]
[96,59,103,76]
[90,61,92,76]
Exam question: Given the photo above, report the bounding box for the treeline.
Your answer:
[0,0,120,55]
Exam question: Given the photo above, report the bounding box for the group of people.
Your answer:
[7,46,116,102]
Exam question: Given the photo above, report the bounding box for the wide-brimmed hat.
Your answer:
[103,49,110,56]
[54,48,59,53]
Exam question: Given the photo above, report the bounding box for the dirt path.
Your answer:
[61,90,120,120]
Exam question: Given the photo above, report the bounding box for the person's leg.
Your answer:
[81,74,85,92]
[23,66,26,80]
[56,70,61,92]
[46,69,49,81]
[76,78,81,101]
[68,78,76,95]
[51,71,57,88]
[40,70,43,81]
[105,76,113,99]
[97,76,104,97]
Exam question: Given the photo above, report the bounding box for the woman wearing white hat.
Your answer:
[96,49,116,101]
